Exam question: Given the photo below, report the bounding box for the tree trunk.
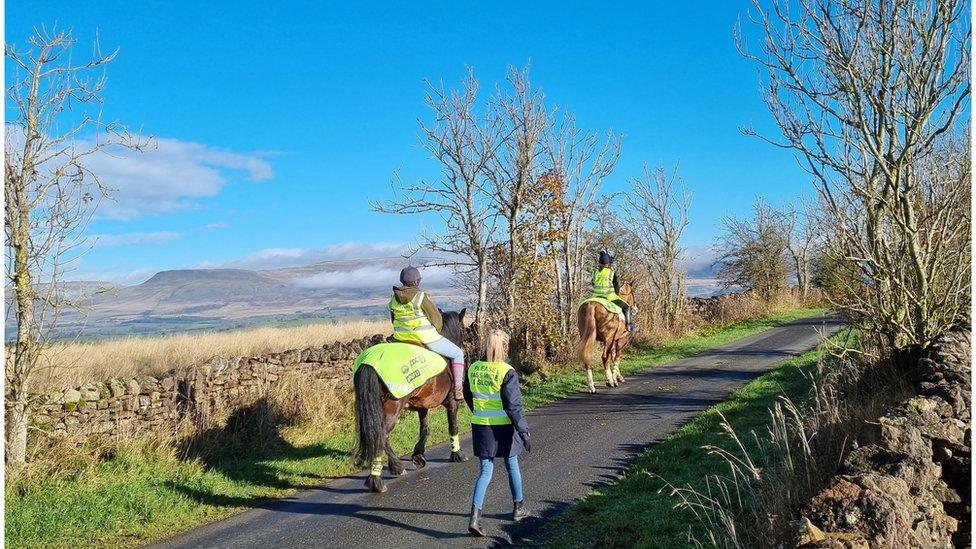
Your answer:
[7,184,34,468]
[5,392,28,467]
[475,253,489,342]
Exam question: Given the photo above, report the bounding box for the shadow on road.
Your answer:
[169,483,471,541]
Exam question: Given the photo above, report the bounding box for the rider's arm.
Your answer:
[420,294,444,333]
[500,370,529,435]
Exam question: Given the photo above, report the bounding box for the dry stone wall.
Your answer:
[796,327,972,549]
[32,333,388,439]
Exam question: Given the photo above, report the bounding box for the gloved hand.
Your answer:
[520,431,531,453]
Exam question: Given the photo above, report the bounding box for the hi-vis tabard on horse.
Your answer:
[578,296,623,316]
[467,360,514,426]
[353,343,447,398]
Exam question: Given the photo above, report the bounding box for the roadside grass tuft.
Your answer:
[5,308,825,548]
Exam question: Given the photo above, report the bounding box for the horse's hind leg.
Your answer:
[445,396,468,463]
[411,409,429,469]
[602,346,617,388]
[384,413,405,476]
[364,455,387,493]
[612,341,625,383]
[586,367,596,393]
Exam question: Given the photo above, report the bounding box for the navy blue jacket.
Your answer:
[463,368,530,458]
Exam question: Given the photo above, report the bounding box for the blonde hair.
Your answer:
[484,328,510,363]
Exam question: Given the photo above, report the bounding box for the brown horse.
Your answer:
[352,309,468,493]
[578,283,634,393]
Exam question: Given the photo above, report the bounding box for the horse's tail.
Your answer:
[353,364,385,467]
[578,303,598,367]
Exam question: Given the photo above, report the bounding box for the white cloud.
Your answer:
[88,222,229,248]
[90,231,181,247]
[204,241,416,270]
[680,244,720,277]
[5,125,274,220]
[292,264,453,289]
[87,136,273,219]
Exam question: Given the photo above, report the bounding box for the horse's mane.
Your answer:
[439,309,467,347]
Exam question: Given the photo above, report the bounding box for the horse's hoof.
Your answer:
[450,451,469,463]
[412,453,427,469]
[364,476,387,493]
[588,387,596,394]
[606,382,614,388]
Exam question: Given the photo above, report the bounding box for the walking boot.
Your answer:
[513,500,529,522]
[468,505,486,536]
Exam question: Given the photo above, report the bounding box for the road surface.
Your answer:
[151,313,843,548]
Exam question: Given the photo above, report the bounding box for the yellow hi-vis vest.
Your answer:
[591,267,619,300]
[467,360,514,426]
[390,291,441,344]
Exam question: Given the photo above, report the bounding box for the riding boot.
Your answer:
[468,505,486,537]
[513,500,529,522]
[625,309,634,333]
[451,362,465,401]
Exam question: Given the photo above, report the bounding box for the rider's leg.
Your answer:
[613,300,633,332]
[425,337,466,400]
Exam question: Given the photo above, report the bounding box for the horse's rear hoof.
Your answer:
[364,475,387,493]
[450,451,469,463]
[587,387,596,394]
[412,453,427,469]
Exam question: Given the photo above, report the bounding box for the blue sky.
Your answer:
[6,2,813,284]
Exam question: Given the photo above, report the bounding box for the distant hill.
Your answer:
[5,257,466,340]
[6,254,723,341]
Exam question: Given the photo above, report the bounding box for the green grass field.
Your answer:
[534,337,830,548]
[5,308,824,548]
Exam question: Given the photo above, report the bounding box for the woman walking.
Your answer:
[464,329,531,537]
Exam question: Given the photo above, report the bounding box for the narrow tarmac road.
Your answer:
[151,313,843,549]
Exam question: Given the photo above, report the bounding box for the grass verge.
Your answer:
[533,334,835,548]
[5,307,825,548]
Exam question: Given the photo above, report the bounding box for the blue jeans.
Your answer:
[471,456,523,509]
[425,336,465,364]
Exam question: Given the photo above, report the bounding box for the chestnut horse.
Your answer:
[353,309,468,493]
[578,283,634,393]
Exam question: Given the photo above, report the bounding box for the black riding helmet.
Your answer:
[399,266,421,286]
[598,250,613,266]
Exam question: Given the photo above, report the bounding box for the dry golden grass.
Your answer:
[33,319,390,391]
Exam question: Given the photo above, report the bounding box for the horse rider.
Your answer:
[390,266,466,400]
[464,328,530,536]
[592,250,633,332]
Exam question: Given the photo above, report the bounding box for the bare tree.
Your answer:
[372,68,502,335]
[739,0,971,351]
[543,114,622,333]
[715,198,791,300]
[485,65,550,326]
[5,28,147,466]
[623,164,691,330]
[782,199,822,300]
